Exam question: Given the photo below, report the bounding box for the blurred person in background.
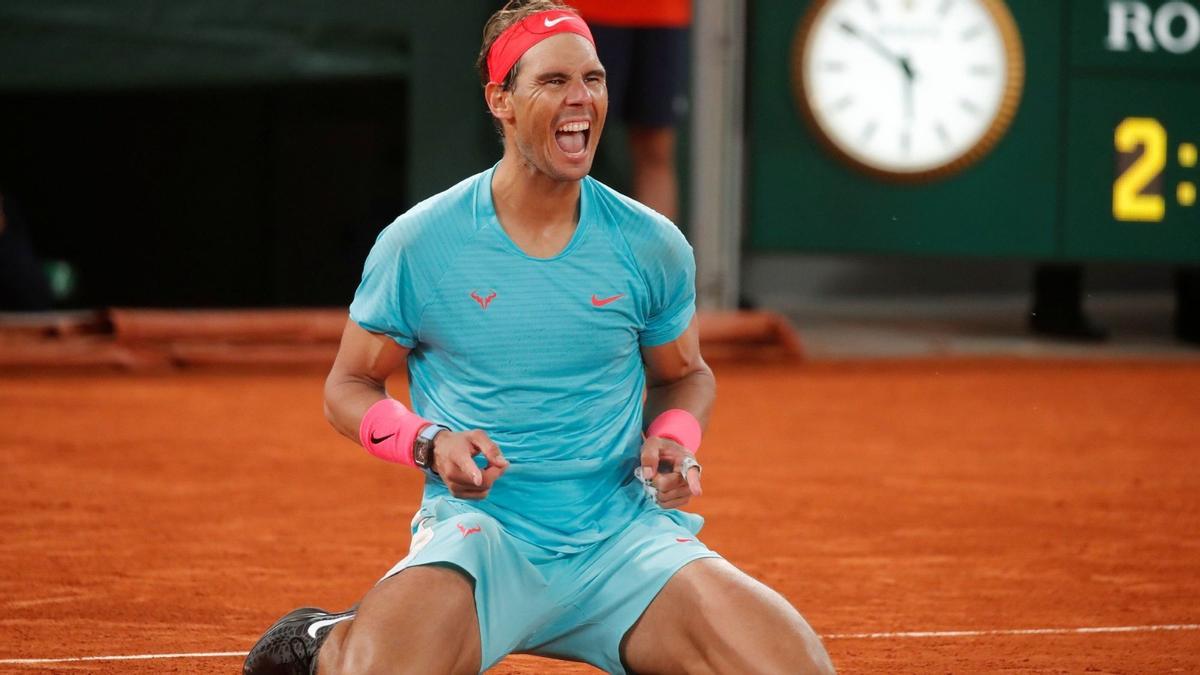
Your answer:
[0,189,52,312]
[1175,266,1200,345]
[243,2,835,674]
[1029,263,1108,342]
[570,0,690,222]
[1030,262,1200,346]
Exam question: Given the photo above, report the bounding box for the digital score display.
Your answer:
[1062,73,1200,261]
[1034,0,1199,261]
[1113,118,1197,222]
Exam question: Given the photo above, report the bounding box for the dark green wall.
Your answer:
[0,1,412,91]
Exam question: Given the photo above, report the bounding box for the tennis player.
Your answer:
[244,1,834,673]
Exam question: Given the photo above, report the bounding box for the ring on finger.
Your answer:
[679,456,701,476]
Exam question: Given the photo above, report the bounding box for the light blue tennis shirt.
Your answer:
[349,165,696,554]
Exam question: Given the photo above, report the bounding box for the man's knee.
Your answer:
[323,622,390,675]
[715,573,834,674]
[320,566,480,675]
[672,560,835,674]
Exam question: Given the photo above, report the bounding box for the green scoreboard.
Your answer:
[749,0,1200,262]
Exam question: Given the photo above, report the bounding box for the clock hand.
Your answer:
[899,55,917,120]
[838,21,906,71]
[840,21,919,120]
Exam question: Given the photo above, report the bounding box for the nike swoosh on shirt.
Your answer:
[544,16,572,27]
[307,613,355,639]
[591,293,624,307]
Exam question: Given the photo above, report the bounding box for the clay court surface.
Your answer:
[2,358,1199,673]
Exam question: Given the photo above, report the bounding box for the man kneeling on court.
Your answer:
[243,2,835,673]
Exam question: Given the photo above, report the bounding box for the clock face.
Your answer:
[793,0,1024,180]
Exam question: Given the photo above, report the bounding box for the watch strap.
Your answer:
[414,423,450,472]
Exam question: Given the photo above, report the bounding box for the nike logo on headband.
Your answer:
[544,16,572,27]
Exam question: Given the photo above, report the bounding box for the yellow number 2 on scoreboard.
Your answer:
[1113,117,1167,223]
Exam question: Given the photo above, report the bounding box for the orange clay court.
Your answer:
[1,357,1199,673]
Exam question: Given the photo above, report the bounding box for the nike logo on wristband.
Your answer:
[370,433,395,444]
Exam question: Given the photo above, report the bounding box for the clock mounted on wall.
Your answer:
[792,0,1025,182]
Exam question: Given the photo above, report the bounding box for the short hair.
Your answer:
[476,0,576,92]
[477,0,576,138]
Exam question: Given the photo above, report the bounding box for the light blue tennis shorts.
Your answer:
[380,497,721,673]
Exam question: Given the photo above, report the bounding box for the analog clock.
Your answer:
[792,0,1025,181]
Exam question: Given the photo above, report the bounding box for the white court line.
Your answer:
[823,623,1200,640]
[0,651,245,665]
[1,624,1197,665]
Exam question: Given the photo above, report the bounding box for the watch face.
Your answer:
[793,0,1024,180]
[414,425,446,470]
[413,434,432,467]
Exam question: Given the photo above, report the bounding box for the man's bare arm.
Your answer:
[639,315,715,506]
[323,318,410,442]
[641,315,715,429]
[323,316,509,497]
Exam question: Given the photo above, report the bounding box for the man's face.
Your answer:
[503,33,607,183]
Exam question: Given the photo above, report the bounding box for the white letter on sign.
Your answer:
[1154,1,1200,53]
[1107,1,1157,51]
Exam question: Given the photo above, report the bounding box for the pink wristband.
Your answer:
[358,398,432,467]
[646,409,702,453]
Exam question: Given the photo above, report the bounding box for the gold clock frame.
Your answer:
[790,0,1026,183]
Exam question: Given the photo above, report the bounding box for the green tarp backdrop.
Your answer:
[0,1,413,90]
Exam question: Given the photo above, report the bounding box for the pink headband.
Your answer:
[486,9,595,85]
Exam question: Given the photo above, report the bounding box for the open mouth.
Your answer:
[554,120,590,156]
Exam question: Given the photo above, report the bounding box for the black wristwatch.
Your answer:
[413,423,450,473]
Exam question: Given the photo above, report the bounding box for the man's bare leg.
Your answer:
[318,566,481,675]
[622,558,835,675]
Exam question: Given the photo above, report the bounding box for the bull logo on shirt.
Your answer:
[470,290,498,310]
